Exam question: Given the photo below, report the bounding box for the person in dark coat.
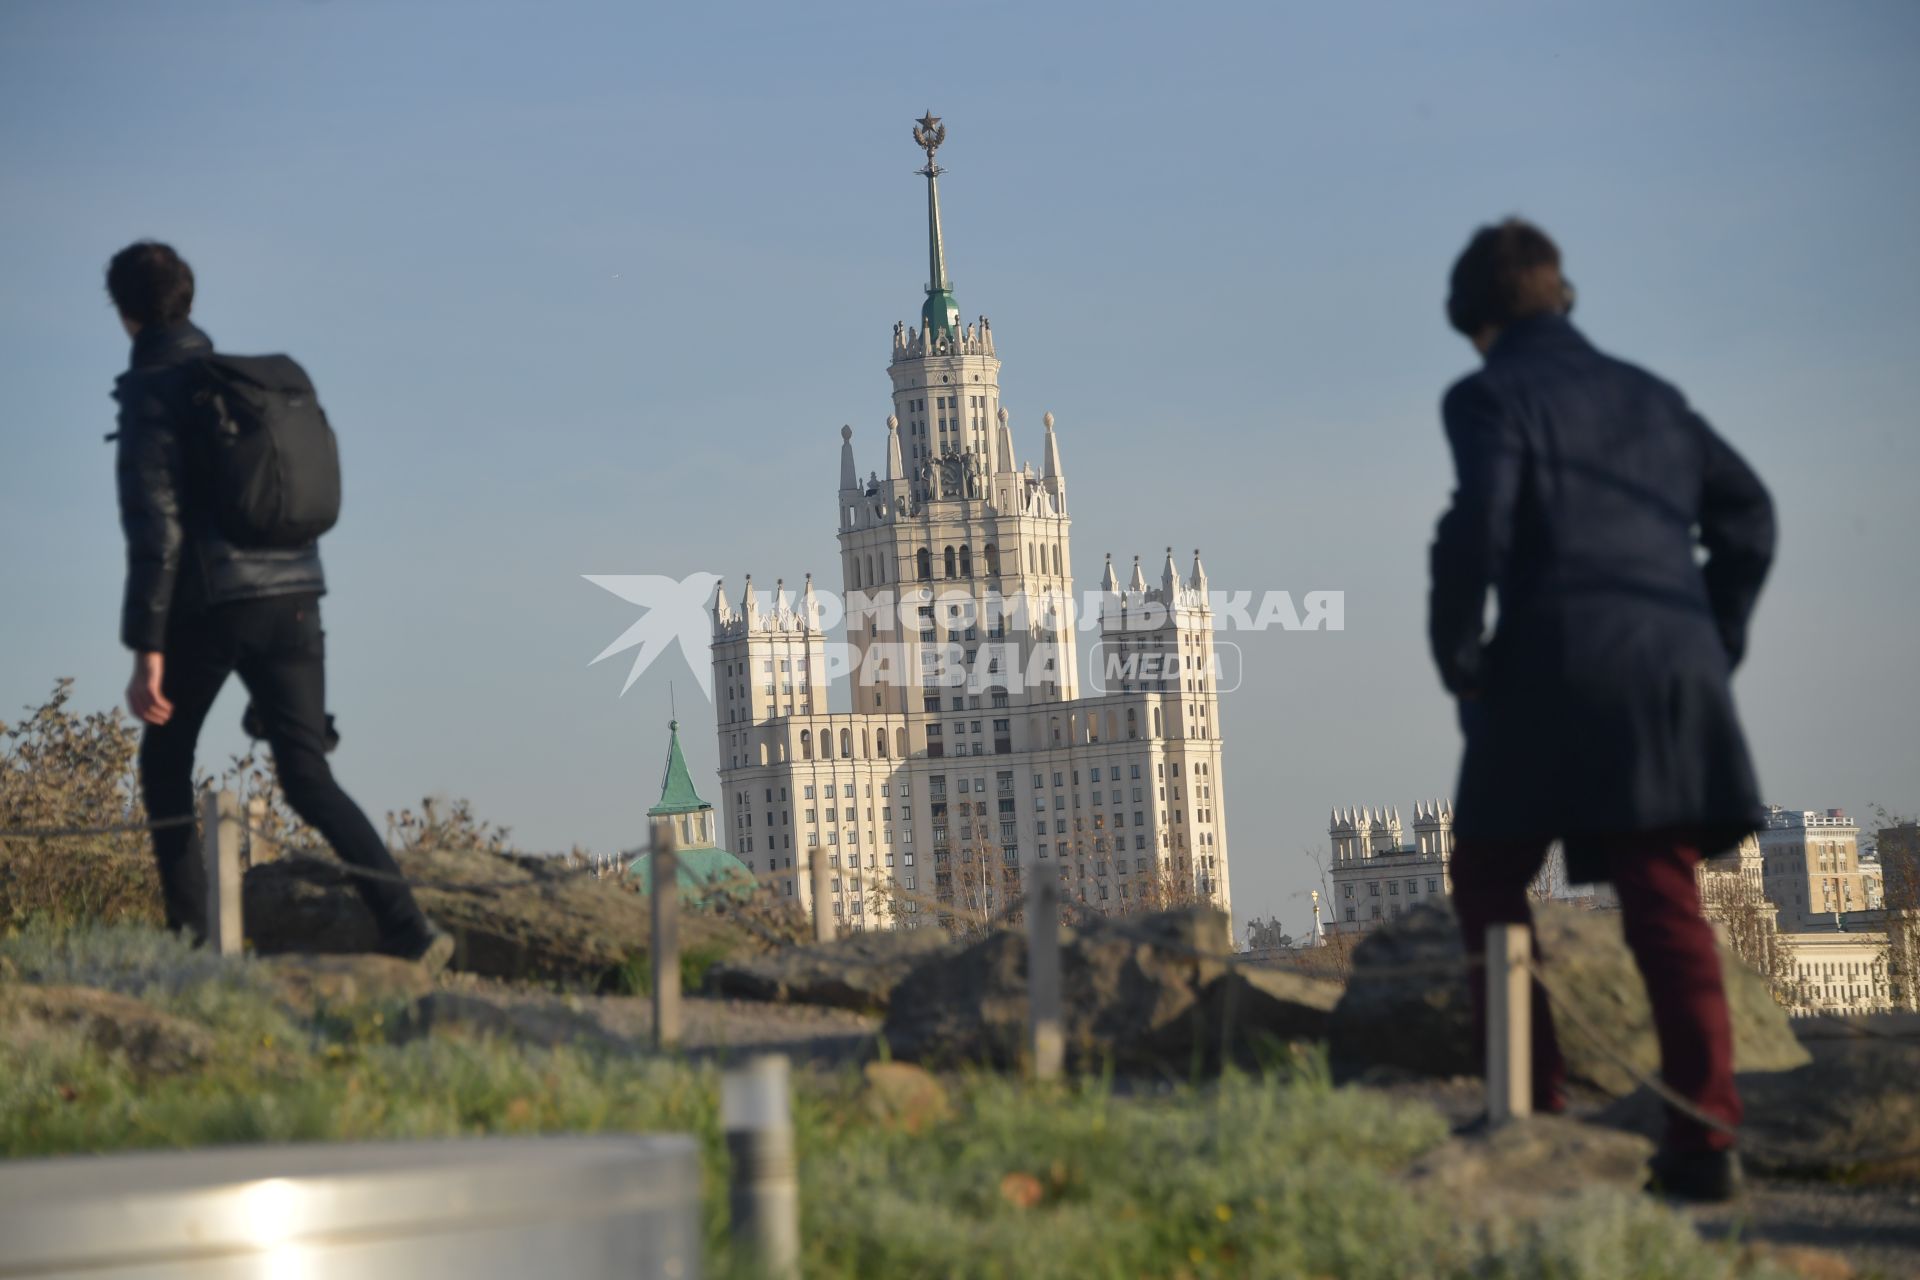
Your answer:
[107,241,449,969]
[1429,219,1774,1202]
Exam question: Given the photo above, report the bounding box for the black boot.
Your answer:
[1646,1147,1743,1203]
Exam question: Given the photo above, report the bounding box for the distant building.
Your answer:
[1779,911,1894,1017]
[1758,806,1869,929]
[1325,803,1455,934]
[709,119,1231,934]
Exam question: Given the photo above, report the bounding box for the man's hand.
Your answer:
[127,651,173,726]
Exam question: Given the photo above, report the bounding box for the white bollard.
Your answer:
[1027,876,1065,1081]
[1485,923,1532,1125]
[722,1055,799,1278]
[199,789,244,955]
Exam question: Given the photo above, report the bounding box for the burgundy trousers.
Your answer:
[1450,832,1742,1152]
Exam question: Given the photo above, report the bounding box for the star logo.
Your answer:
[583,572,723,698]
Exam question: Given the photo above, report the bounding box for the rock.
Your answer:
[263,953,438,1016]
[881,907,1290,1071]
[1402,1114,1656,1217]
[862,1061,952,1134]
[708,930,955,1011]
[403,992,633,1053]
[0,984,214,1077]
[244,847,741,989]
[1206,964,1342,1046]
[1598,1036,1920,1182]
[1328,902,1810,1096]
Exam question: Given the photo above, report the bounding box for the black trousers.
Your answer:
[139,593,428,945]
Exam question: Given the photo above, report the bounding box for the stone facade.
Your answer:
[1325,803,1456,934]
[709,120,1231,936]
[1759,805,1874,929]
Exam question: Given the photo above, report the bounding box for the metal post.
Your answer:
[650,823,681,1051]
[722,1055,799,1279]
[1485,923,1531,1124]
[1027,875,1065,1081]
[200,789,244,956]
[809,847,835,944]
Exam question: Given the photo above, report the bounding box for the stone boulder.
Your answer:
[1328,902,1809,1096]
[707,929,955,1011]
[1599,1018,1920,1182]
[0,984,214,1077]
[882,907,1339,1071]
[244,845,741,989]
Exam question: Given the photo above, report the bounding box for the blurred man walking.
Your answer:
[107,241,449,969]
[1429,220,1774,1201]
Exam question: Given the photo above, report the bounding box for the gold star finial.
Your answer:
[912,111,947,172]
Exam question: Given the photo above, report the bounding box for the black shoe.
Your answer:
[1646,1147,1743,1203]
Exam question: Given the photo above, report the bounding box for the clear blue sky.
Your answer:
[3,0,1915,936]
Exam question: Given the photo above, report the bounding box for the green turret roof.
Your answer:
[647,720,709,817]
[624,845,752,903]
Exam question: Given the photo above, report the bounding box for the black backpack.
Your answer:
[191,354,341,548]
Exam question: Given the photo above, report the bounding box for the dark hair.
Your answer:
[105,241,195,327]
[1446,218,1572,337]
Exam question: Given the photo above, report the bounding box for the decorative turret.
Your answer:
[994,405,1015,474]
[1189,549,1208,593]
[1161,546,1179,597]
[1040,410,1065,507]
[885,414,904,480]
[1100,552,1119,596]
[1128,553,1147,594]
[801,573,822,632]
[711,578,733,632]
[839,425,857,493]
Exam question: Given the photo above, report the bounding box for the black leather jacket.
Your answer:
[114,322,326,650]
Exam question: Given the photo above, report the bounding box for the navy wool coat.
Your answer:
[1428,315,1774,880]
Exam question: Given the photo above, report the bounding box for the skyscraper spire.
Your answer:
[913,112,960,342]
[839,424,857,492]
[885,413,905,480]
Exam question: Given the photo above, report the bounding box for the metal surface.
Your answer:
[0,1134,700,1279]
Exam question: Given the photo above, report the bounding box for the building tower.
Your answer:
[840,113,1080,722]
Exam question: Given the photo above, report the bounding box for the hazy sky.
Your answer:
[3,1,1915,937]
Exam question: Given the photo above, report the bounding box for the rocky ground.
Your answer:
[221,859,1920,1277]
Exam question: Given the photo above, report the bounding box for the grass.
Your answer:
[0,923,1805,1280]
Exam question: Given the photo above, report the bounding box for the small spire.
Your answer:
[1100,552,1119,594]
[742,574,758,619]
[801,573,821,631]
[1161,546,1178,595]
[711,578,731,626]
[839,424,857,492]
[1128,554,1146,593]
[994,405,1015,475]
[885,414,905,481]
[1041,412,1064,502]
[1189,548,1208,592]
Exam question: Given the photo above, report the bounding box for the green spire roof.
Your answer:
[647,719,709,817]
[914,111,960,341]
